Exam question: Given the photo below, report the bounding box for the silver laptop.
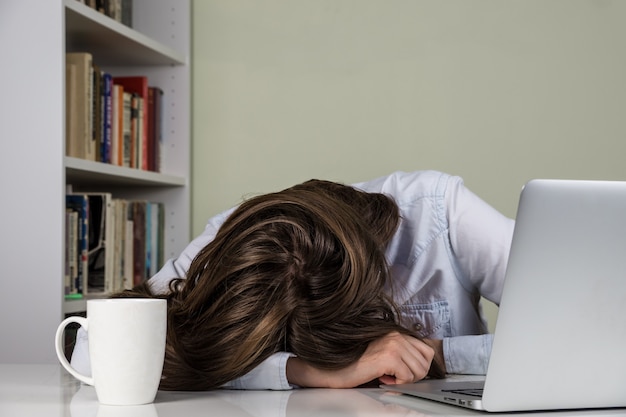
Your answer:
[382,179,626,412]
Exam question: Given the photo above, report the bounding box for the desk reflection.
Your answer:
[70,387,158,417]
[70,385,429,417]
[69,384,626,417]
[4,365,626,417]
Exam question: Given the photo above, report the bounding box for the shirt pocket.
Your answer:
[399,300,451,339]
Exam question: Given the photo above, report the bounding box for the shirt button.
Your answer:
[413,322,423,331]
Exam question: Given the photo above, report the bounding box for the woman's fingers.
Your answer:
[366,332,434,384]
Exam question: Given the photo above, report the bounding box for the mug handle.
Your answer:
[55,316,94,386]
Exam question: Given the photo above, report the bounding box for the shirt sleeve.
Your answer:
[446,178,515,305]
[222,352,296,390]
[443,178,512,374]
[69,327,91,376]
[444,334,494,375]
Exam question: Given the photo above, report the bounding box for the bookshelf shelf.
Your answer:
[64,298,88,315]
[65,157,186,187]
[64,0,186,66]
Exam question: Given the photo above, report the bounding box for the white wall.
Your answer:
[191,0,626,326]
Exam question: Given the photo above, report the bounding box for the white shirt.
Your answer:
[71,170,514,390]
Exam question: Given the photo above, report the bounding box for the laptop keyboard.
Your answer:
[442,388,484,398]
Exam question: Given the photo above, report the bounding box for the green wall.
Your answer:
[191,0,626,327]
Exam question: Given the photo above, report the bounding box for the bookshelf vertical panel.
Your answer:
[0,0,65,363]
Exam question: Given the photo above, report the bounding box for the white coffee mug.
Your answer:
[55,299,167,406]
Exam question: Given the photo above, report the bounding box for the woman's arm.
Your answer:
[286,332,435,388]
[444,177,513,374]
[443,334,494,375]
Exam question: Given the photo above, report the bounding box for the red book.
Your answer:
[113,76,149,170]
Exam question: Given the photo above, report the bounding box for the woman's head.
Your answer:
[125,180,411,390]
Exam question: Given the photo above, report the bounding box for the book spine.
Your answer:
[65,53,93,160]
[66,194,89,295]
[147,87,155,172]
[122,92,132,167]
[102,73,113,164]
[67,210,78,295]
[103,194,115,295]
[77,197,89,295]
[110,84,120,165]
[130,94,139,168]
[154,88,163,173]
[91,65,100,162]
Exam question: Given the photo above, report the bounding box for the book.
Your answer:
[136,95,145,169]
[65,53,94,160]
[65,63,78,160]
[121,0,133,27]
[149,202,165,275]
[124,216,134,290]
[157,202,164,269]
[121,91,133,167]
[64,209,70,294]
[82,0,132,27]
[122,205,135,290]
[84,193,115,295]
[144,202,164,277]
[147,87,155,172]
[129,94,140,168]
[101,72,113,164]
[145,202,152,277]
[147,87,164,172]
[92,65,102,162]
[65,209,77,295]
[129,201,147,286]
[66,194,90,295]
[113,76,149,170]
[110,84,123,165]
[154,87,164,173]
[112,199,132,292]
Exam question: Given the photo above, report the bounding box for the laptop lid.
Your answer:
[384,179,626,412]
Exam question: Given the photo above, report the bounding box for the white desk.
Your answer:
[2,364,626,417]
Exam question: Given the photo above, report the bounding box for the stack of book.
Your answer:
[76,0,133,28]
[65,193,165,298]
[66,52,164,172]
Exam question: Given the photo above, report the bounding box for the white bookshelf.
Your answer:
[0,0,190,363]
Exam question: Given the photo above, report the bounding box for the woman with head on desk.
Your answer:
[71,170,514,391]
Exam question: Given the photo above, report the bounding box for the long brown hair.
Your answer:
[115,180,440,390]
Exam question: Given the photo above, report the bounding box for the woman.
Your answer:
[71,170,514,391]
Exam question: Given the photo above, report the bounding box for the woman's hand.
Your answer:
[286,332,436,388]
